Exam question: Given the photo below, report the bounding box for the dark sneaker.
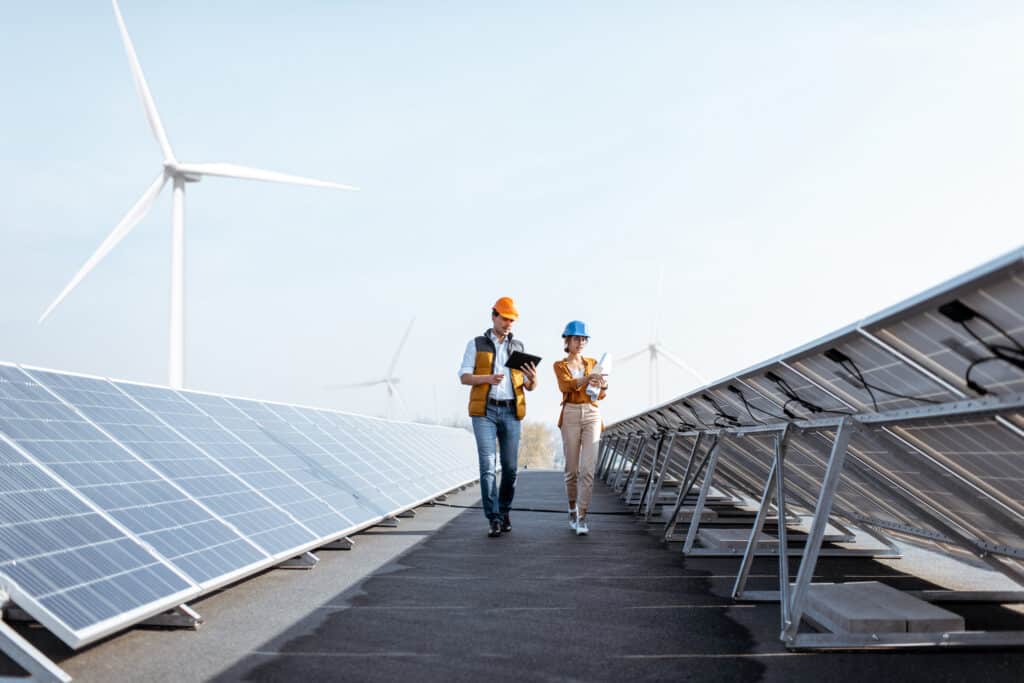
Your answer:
[488,519,502,537]
[500,512,512,533]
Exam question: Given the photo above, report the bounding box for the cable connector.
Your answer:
[939,300,977,323]
[824,348,851,364]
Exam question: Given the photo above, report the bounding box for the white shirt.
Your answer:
[458,330,515,400]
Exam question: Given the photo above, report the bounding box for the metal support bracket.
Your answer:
[662,433,710,543]
[0,619,71,683]
[397,509,416,518]
[733,426,789,601]
[320,536,355,550]
[782,417,856,642]
[683,439,723,555]
[376,517,400,528]
[139,604,203,629]
[278,551,319,570]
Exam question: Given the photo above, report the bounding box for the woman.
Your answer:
[553,320,607,536]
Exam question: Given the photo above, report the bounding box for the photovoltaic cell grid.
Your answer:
[27,370,315,559]
[0,435,194,645]
[790,337,959,413]
[872,268,1024,397]
[262,403,399,498]
[223,398,395,523]
[0,365,259,587]
[605,247,1024,560]
[174,391,368,528]
[288,406,413,502]
[332,415,440,501]
[115,381,351,541]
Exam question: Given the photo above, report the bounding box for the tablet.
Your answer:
[505,350,542,370]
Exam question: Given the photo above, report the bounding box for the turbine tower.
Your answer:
[39,0,358,389]
[329,318,415,419]
[618,267,706,405]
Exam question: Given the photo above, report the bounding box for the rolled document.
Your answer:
[586,352,611,401]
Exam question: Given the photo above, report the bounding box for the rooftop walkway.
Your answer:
[9,470,1024,681]
[220,470,1024,682]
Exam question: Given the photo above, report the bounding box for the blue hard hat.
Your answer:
[561,320,590,338]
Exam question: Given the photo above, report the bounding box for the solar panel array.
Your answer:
[0,364,476,650]
[601,246,1024,649]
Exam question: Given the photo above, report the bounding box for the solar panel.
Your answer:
[0,360,477,680]
[187,394,392,525]
[113,380,354,541]
[330,414,441,502]
[0,364,267,587]
[26,369,318,559]
[261,404,402,501]
[0,434,196,647]
[602,247,1024,650]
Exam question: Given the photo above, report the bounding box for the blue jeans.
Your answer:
[472,403,521,521]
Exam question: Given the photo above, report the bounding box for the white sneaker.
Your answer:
[576,515,589,536]
[568,507,578,531]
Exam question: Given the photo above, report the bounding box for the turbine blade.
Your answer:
[616,347,649,364]
[325,378,387,389]
[387,317,415,377]
[655,345,707,384]
[176,162,358,191]
[652,265,664,342]
[390,383,410,417]
[111,0,175,162]
[40,172,167,323]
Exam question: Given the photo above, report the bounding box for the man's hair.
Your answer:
[492,308,499,318]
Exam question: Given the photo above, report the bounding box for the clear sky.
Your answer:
[1,1,1021,427]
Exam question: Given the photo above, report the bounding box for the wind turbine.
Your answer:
[328,318,415,419]
[38,0,358,389]
[618,267,706,405]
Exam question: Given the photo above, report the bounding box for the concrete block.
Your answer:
[804,582,965,635]
[660,506,718,523]
[699,528,777,553]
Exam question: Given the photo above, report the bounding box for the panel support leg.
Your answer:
[644,432,677,520]
[662,434,709,543]
[278,551,319,570]
[0,620,71,683]
[140,603,203,629]
[321,536,355,550]
[397,509,416,518]
[733,426,789,600]
[683,439,722,555]
[783,418,854,642]
[376,517,400,528]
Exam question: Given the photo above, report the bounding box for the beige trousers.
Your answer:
[560,402,601,514]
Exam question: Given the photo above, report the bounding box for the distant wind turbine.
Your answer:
[38,0,358,389]
[328,318,415,419]
[618,267,706,405]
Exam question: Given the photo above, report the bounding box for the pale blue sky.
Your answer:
[1,1,1021,425]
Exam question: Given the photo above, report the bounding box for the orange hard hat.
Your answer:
[492,296,519,320]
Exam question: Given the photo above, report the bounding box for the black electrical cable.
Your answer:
[824,348,942,410]
[841,358,944,406]
[939,300,1024,395]
[701,393,743,427]
[766,371,854,416]
[431,502,633,516]
[681,400,711,428]
[963,356,1024,396]
[728,384,790,423]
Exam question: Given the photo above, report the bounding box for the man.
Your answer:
[459,297,538,537]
